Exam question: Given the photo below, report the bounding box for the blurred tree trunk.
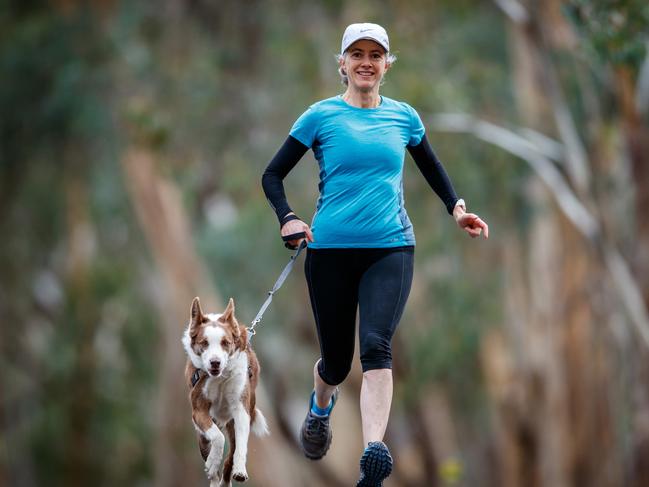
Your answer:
[121,146,217,487]
[483,1,624,486]
[615,65,649,311]
[483,187,620,487]
[613,64,649,487]
[61,146,101,487]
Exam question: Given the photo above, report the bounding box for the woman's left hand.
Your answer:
[454,208,489,239]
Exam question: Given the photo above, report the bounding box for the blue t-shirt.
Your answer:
[289,95,425,249]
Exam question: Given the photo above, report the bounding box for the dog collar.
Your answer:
[191,369,202,387]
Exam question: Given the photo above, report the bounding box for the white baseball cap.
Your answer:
[340,23,390,55]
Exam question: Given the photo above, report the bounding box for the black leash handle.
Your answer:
[282,231,307,250]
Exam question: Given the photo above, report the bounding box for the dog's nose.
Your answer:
[210,359,221,370]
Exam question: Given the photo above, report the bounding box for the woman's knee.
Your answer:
[359,331,392,372]
[318,358,352,386]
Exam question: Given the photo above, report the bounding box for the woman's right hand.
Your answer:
[280,213,314,248]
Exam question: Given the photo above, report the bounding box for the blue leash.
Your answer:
[247,239,307,341]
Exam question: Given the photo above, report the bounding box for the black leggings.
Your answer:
[304,246,414,386]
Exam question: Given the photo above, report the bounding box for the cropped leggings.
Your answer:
[304,246,414,386]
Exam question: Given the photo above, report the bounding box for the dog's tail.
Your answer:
[251,408,270,437]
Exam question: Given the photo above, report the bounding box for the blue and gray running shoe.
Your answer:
[356,441,393,487]
[299,389,338,460]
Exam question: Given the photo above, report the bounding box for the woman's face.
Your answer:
[340,39,390,92]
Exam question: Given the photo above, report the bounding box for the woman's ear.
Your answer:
[339,54,347,76]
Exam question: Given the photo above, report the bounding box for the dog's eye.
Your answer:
[221,338,231,348]
[199,339,208,348]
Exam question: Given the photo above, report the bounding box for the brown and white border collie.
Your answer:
[182,297,269,487]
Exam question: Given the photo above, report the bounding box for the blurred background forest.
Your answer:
[1,0,649,486]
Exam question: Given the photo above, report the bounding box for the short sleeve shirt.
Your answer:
[290,95,425,248]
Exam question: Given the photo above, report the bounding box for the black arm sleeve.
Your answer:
[261,135,309,225]
[407,134,459,215]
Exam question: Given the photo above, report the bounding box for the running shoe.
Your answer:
[356,441,393,487]
[299,389,338,460]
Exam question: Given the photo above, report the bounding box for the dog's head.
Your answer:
[182,297,247,377]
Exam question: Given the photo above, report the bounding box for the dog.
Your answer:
[182,296,269,486]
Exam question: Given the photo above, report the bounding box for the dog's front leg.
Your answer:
[204,424,225,481]
[230,407,251,482]
[191,388,226,481]
[193,405,225,481]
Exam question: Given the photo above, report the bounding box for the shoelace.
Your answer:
[305,415,329,438]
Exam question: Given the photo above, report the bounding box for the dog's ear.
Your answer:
[221,298,242,341]
[190,297,205,331]
[220,297,236,324]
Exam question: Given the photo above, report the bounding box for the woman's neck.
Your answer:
[342,89,381,108]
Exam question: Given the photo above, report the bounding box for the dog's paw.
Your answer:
[204,452,220,480]
[205,441,224,480]
[204,463,219,481]
[232,470,248,482]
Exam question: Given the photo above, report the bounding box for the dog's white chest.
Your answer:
[203,351,249,425]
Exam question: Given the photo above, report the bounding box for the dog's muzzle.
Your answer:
[209,359,221,376]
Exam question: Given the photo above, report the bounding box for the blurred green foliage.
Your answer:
[564,0,649,70]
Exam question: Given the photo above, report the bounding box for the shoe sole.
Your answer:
[356,443,393,486]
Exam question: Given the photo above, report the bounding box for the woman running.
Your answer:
[262,22,489,487]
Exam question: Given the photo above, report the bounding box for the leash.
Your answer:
[247,239,307,341]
